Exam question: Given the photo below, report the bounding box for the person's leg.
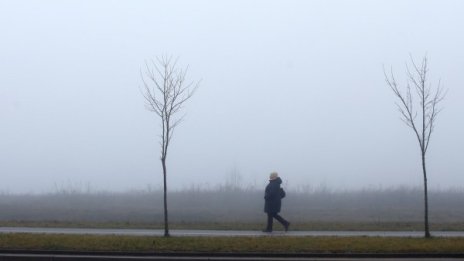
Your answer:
[265,213,273,231]
[273,214,290,231]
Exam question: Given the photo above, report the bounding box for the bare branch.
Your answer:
[140,56,199,159]
[386,54,445,154]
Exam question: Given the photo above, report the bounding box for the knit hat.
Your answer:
[269,172,279,180]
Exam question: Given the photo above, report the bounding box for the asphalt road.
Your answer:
[1,227,464,237]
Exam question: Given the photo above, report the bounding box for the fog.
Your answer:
[1,0,464,193]
[2,188,464,225]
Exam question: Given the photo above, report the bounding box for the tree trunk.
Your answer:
[161,158,170,237]
[421,153,431,238]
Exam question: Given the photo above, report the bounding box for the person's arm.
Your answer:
[265,184,277,200]
[264,186,271,200]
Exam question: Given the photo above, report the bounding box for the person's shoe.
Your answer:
[284,222,290,232]
[262,229,272,233]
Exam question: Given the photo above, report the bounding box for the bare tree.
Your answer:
[384,55,446,238]
[141,56,199,237]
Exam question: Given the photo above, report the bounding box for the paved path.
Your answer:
[1,227,464,237]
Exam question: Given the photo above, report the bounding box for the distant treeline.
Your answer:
[0,187,463,224]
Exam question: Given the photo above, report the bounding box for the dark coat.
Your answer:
[264,177,283,213]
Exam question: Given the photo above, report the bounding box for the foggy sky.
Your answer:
[1,0,464,193]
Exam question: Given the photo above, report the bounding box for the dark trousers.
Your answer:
[266,212,288,231]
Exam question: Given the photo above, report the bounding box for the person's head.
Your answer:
[269,172,279,181]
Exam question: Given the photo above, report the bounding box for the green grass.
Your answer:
[0,233,464,253]
[1,220,464,231]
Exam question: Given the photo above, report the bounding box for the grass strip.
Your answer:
[1,233,464,253]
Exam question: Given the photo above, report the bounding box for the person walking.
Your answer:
[263,172,290,232]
